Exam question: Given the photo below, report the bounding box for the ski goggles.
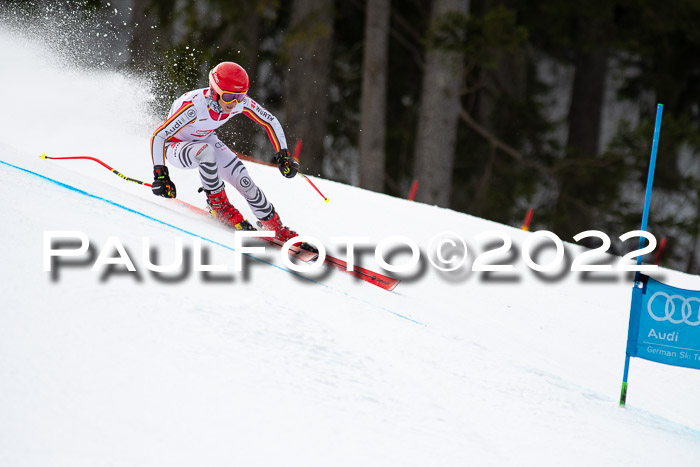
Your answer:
[210,87,247,105]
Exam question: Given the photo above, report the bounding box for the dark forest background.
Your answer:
[5,0,700,272]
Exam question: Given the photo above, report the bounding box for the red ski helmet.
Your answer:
[209,62,249,104]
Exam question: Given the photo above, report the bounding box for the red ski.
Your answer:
[40,154,399,289]
[167,198,318,262]
[322,255,400,291]
[172,198,399,289]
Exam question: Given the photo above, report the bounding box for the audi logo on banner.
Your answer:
[647,291,700,326]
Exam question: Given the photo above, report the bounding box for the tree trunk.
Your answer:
[412,0,469,207]
[284,0,334,177]
[556,40,608,236]
[472,23,527,216]
[359,0,391,192]
[567,48,607,157]
[475,0,526,131]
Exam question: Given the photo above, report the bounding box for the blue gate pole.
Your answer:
[620,103,663,407]
[637,104,664,264]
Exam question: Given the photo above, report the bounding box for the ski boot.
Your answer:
[257,209,298,242]
[202,186,255,231]
[257,209,318,253]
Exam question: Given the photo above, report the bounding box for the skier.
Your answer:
[149,61,301,242]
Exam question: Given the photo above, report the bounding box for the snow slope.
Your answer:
[1,23,700,467]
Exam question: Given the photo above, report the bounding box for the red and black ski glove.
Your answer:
[152,165,177,198]
[273,149,299,179]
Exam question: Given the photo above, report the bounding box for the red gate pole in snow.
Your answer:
[653,236,667,265]
[407,180,419,201]
[521,209,534,231]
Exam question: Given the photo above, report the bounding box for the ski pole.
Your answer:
[40,154,152,187]
[292,140,329,203]
[299,172,329,203]
[41,153,329,211]
[39,153,207,215]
